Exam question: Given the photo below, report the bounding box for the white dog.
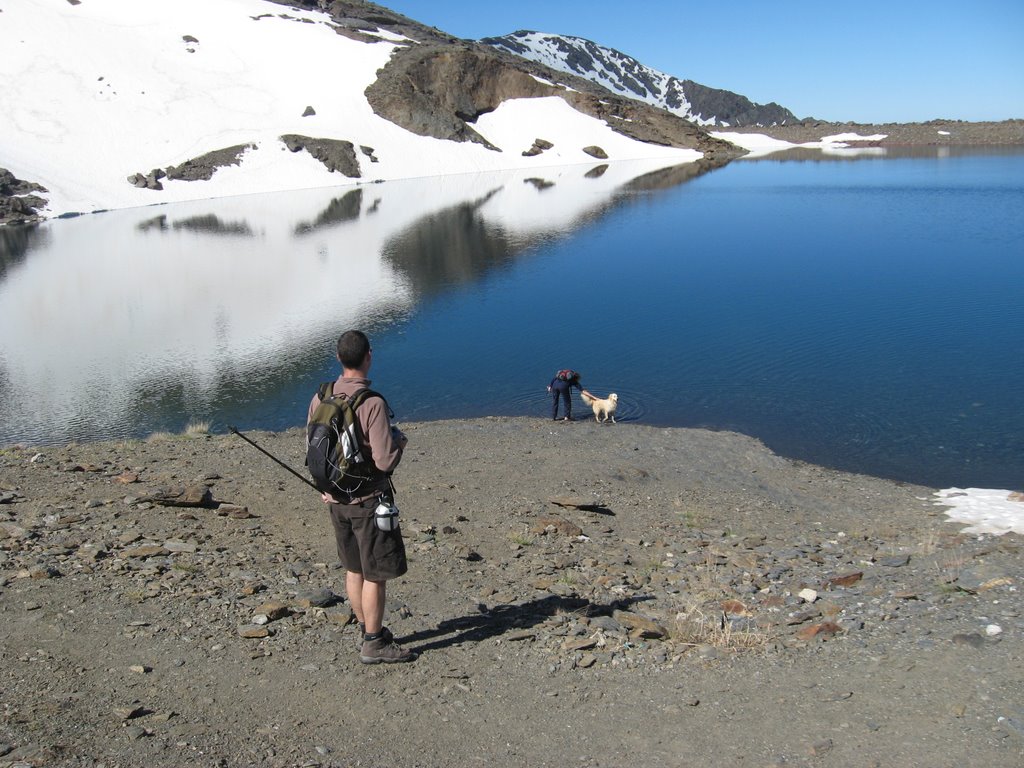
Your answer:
[580,390,618,423]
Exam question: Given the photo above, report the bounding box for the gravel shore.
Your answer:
[727,118,1024,147]
[2,418,1022,767]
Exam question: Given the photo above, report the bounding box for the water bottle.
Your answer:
[374,498,400,531]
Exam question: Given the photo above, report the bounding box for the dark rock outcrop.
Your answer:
[522,138,554,157]
[279,134,360,177]
[126,168,165,190]
[126,144,256,192]
[165,143,255,182]
[366,46,548,149]
[365,42,741,162]
[0,168,48,226]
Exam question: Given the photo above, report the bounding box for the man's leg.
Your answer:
[345,570,366,627]
[360,577,415,663]
[361,578,387,634]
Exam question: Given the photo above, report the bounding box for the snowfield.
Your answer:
[0,0,701,218]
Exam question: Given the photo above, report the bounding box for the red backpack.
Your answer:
[555,369,577,382]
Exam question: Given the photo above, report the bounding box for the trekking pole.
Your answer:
[228,425,321,493]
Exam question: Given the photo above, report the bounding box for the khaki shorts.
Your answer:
[328,499,408,582]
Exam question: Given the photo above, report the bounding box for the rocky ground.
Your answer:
[1,418,1022,767]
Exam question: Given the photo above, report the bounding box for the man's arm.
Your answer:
[363,397,404,474]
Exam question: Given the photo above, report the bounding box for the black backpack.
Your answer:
[306,383,388,495]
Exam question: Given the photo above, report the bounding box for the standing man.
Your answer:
[307,330,416,664]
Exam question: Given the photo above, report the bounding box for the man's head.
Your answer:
[337,330,371,373]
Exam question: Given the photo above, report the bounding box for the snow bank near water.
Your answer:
[934,488,1024,536]
[712,130,889,159]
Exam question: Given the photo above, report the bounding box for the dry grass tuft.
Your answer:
[670,604,772,653]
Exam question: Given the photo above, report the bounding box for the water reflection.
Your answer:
[0,157,709,445]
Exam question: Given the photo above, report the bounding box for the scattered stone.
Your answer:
[721,599,750,616]
[326,609,356,626]
[0,521,31,539]
[238,625,271,639]
[450,543,482,561]
[825,571,863,588]
[113,704,147,721]
[124,544,169,558]
[163,539,197,553]
[878,554,911,567]
[144,484,213,507]
[302,105,316,117]
[612,610,667,639]
[808,738,833,756]
[582,145,608,159]
[25,564,60,580]
[795,622,842,641]
[548,496,589,508]
[563,637,598,652]
[576,653,597,668]
[505,630,536,642]
[798,588,818,603]
[294,588,338,609]
[532,517,583,538]
[216,503,253,518]
[255,601,291,621]
[951,633,985,649]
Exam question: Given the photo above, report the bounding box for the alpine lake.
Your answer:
[1,146,1022,490]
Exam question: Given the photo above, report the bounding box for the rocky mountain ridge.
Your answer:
[480,30,799,127]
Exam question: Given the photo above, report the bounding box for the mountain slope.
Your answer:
[480,30,798,128]
[0,0,737,223]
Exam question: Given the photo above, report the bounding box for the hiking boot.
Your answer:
[355,624,393,651]
[360,636,417,665]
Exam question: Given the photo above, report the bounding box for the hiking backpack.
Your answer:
[555,369,577,382]
[305,384,387,495]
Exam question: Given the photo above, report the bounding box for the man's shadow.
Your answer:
[398,594,652,654]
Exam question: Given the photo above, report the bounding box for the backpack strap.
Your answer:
[316,384,392,421]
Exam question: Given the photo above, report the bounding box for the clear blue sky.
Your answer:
[382,0,1024,124]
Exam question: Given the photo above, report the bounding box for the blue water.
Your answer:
[1,149,1022,489]
[366,151,1024,489]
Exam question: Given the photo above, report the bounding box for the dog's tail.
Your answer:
[580,390,595,405]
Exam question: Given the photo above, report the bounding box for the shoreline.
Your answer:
[2,416,1023,765]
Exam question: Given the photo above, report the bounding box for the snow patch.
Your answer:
[934,488,1024,536]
